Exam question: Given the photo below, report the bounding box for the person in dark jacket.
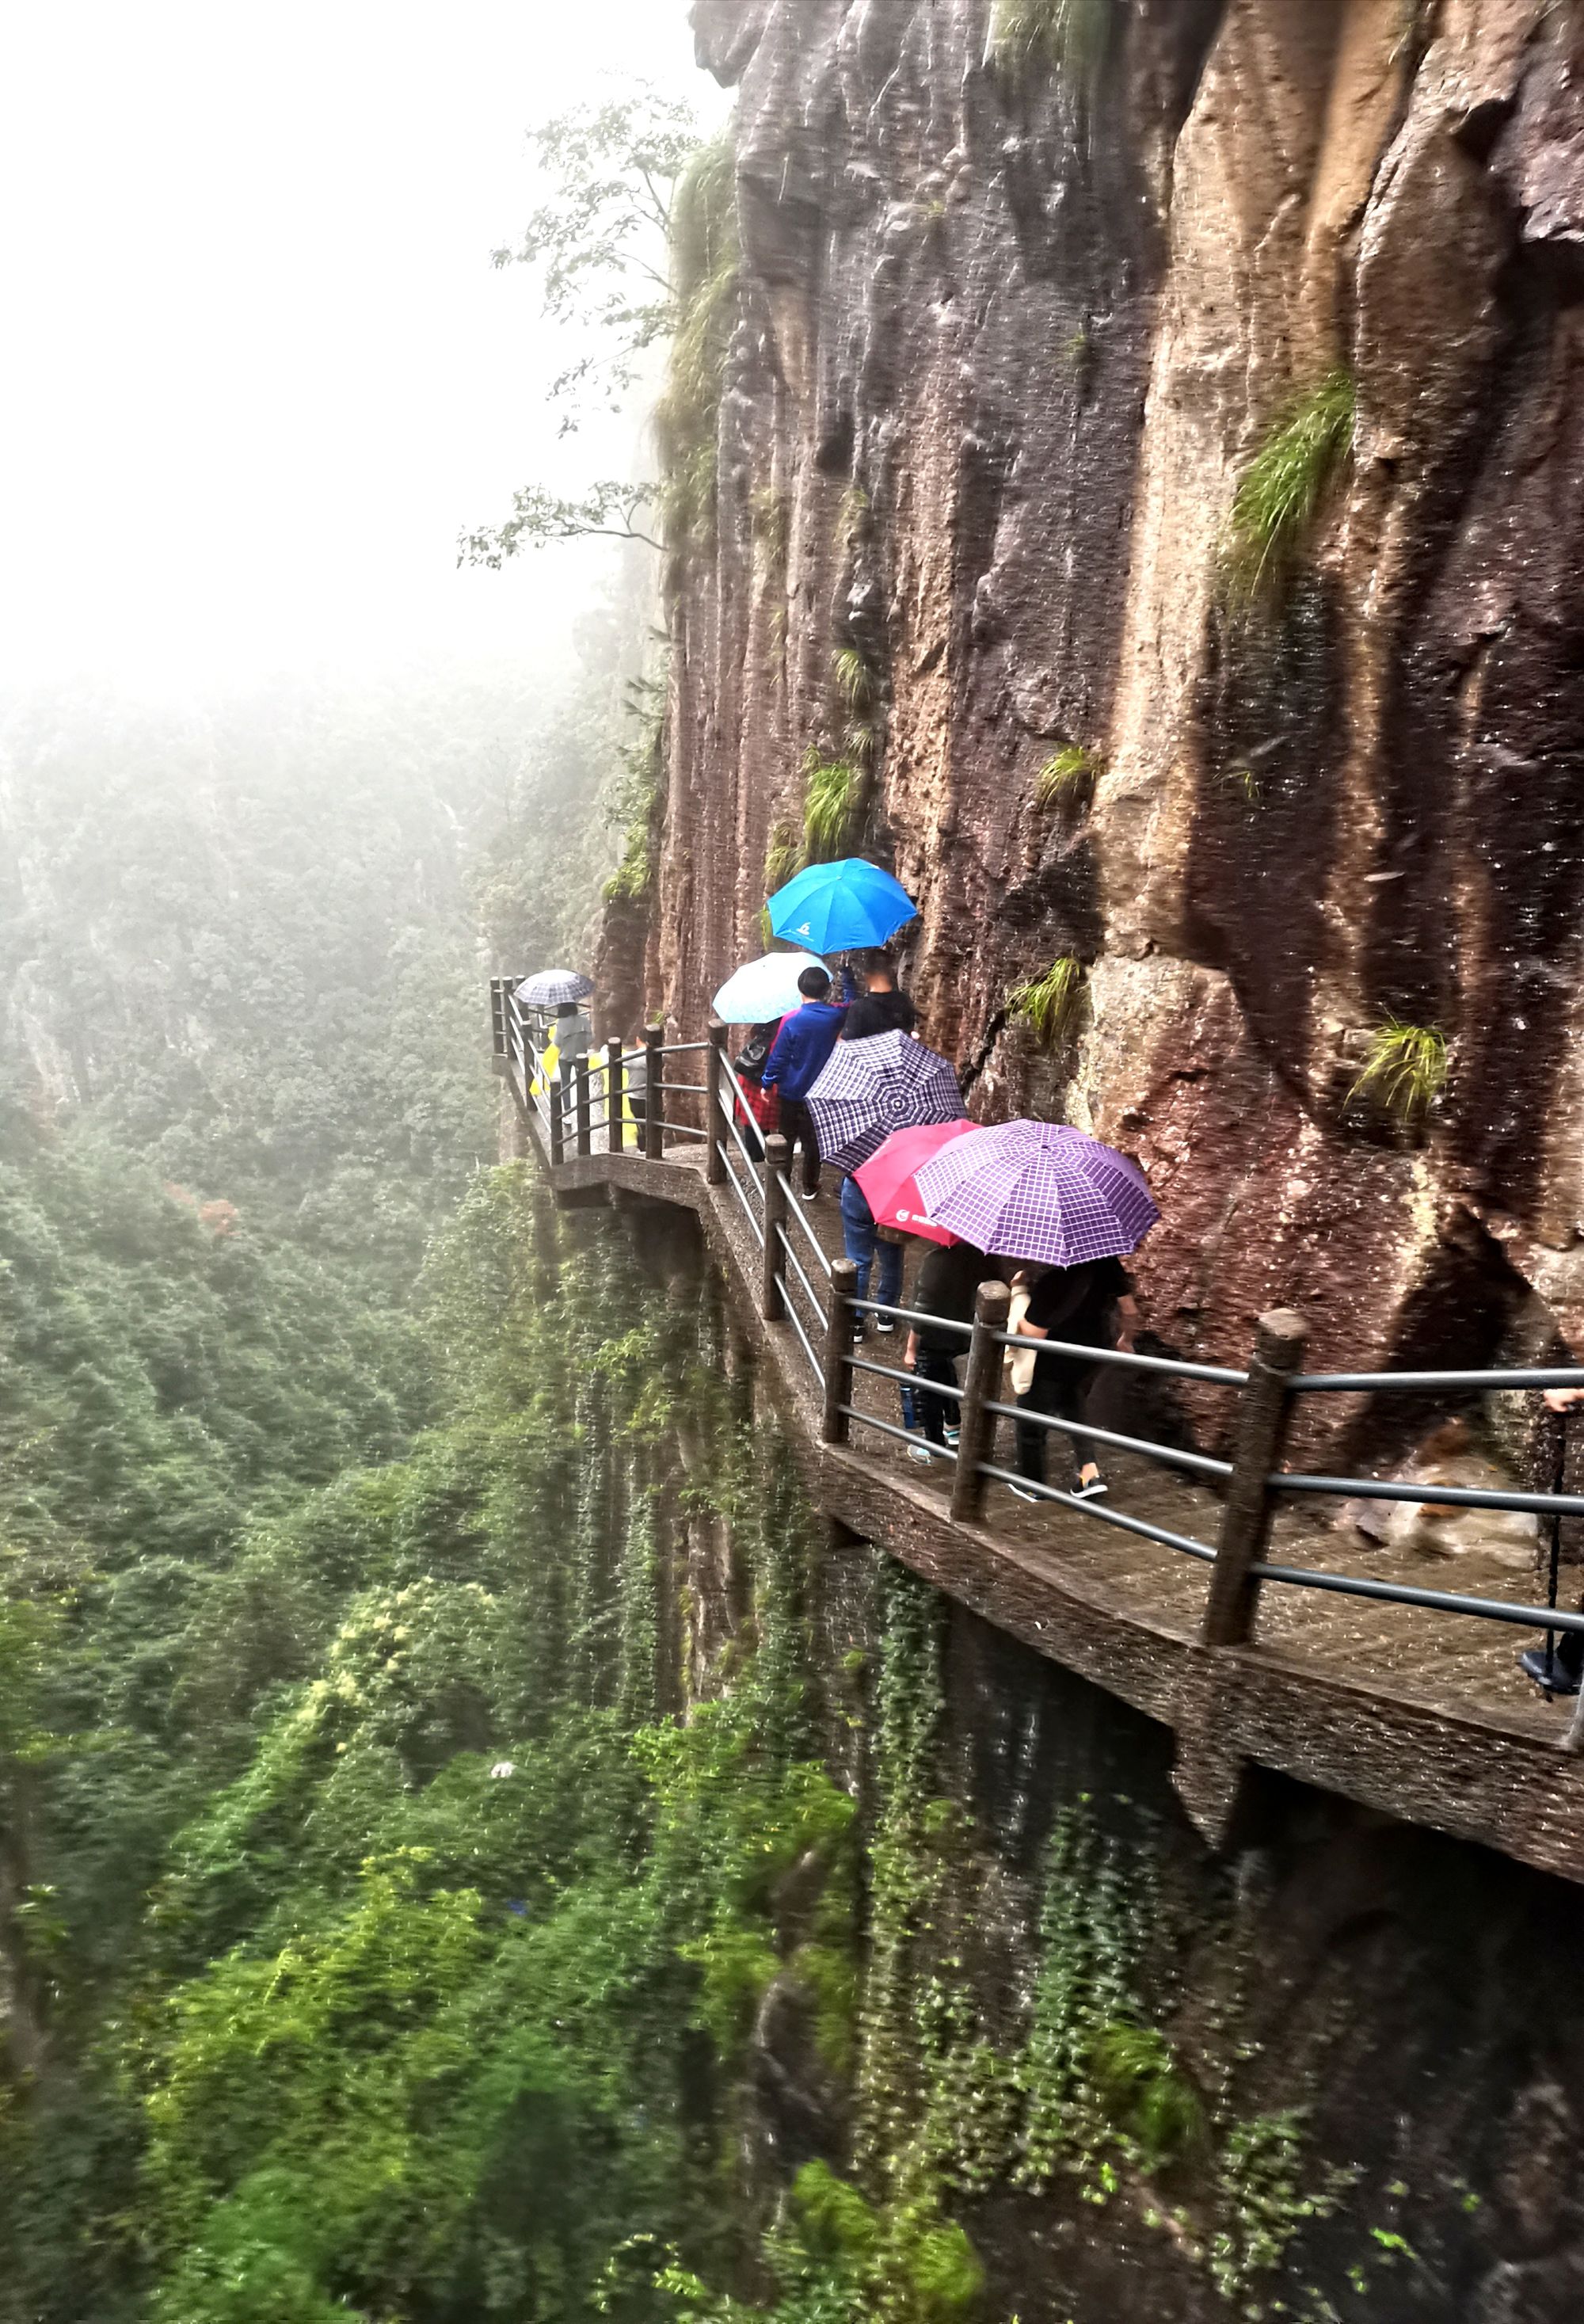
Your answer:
[762,967,846,1197]
[903,1237,989,1462]
[841,949,917,1041]
[1011,1257,1139,1499]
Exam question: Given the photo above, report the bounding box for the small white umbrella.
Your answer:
[712,951,827,1024]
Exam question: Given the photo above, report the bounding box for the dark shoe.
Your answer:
[851,1323,867,1346]
[1519,1646,1582,1696]
[1073,1474,1108,1501]
[801,1186,820,1202]
[875,1316,897,1335]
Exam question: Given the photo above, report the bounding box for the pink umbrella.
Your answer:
[854,1119,978,1247]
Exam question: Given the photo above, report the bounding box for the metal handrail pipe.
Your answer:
[775,1251,827,1335]
[1269,1473,1584,1518]
[989,1331,1247,1387]
[717,1048,760,1116]
[658,1122,710,1142]
[775,1225,828,1325]
[1250,1560,1584,1636]
[976,1462,1219,1563]
[850,1300,973,1336]
[776,1175,836,1278]
[851,1355,965,1399]
[1291,1367,1584,1393]
[842,1407,958,1459]
[723,1159,766,1248]
[776,1278,827,1389]
[663,1082,712,1097]
[716,1090,768,1185]
[661,1041,712,1056]
[980,1400,1234,1480]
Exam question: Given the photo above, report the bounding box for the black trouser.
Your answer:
[1015,1358,1093,1485]
[779,1097,821,1194]
[914,1347,960,1446]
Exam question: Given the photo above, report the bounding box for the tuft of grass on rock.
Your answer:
[1008,956,1081,1044]
[834,646,878,717]
[1350,1019,1447,1125]
[763,820,802,899]
[1036,745,1102,808]
[1225,369,1355,600]
[803,754,866,861]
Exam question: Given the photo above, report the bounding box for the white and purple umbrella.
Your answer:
[516,968,594,1009]
[805,1030,965,1173]
[912,1120,1158,1267]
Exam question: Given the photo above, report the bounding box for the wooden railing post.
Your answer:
[706,1017,729,1187]
[549,1072,565,1167]
[951,1281,1011,1526]
[644,1025,665,1163]
[762,1134,790,1322]
[1202,1309,1308,1647]
[605,1038,624,1157]
[822,1258,859,1444]
[575,1059,592,1158]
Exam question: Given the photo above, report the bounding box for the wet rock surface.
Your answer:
[614,0,1584,1434]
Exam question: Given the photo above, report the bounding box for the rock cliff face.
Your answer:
[608,0,1584,1425]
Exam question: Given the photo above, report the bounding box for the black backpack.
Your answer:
[733,1021,779,1080]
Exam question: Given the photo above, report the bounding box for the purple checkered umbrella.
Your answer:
[805,1031,966,1172]
[912,1120,1159,1267]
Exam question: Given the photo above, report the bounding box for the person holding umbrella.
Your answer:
[903,1236,990,1463]
[1009,1260,1140,1498]
[761,966,847,1198]
[841,948,916,1041]
[912,1120,1156,1503]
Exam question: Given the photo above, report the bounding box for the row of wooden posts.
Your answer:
[543,1019,1308,1655]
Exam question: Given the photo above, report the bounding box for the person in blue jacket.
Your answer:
[762,966,846,1198]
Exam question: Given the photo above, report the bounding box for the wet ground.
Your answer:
[764,1168,1576,1751]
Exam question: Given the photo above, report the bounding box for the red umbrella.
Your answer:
[854,1119,978,1246]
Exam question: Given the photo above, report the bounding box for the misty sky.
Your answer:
[0,1,714,696]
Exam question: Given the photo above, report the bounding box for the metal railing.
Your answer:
[495,981,1584,1714]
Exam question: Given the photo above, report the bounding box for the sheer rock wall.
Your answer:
[618,0,1584,1415]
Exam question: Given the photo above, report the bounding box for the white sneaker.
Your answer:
[907,1443,935,1465]
[800,1188,819,1202]
[1009,1481,1042,1503]
[1073,1476,1108,1500]
[875,1317,897,1335]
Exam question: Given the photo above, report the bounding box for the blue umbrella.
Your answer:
[767,859,917,954]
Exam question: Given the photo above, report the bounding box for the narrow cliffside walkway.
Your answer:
[522,1112,1584,1888]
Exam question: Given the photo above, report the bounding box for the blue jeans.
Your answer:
[840,1177,903,1315]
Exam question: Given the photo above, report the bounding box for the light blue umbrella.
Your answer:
[767,859,917,954]
[712,951,826,1023]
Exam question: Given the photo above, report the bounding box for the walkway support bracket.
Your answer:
[644,1024,664,1163]
[1202,1309,1308,1647]
[952,1280,1012,1525]
[605,1039,624,1157]
[706,1018,728,1187]
[762,1135,790,1323]
[823,1259,858,1444]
